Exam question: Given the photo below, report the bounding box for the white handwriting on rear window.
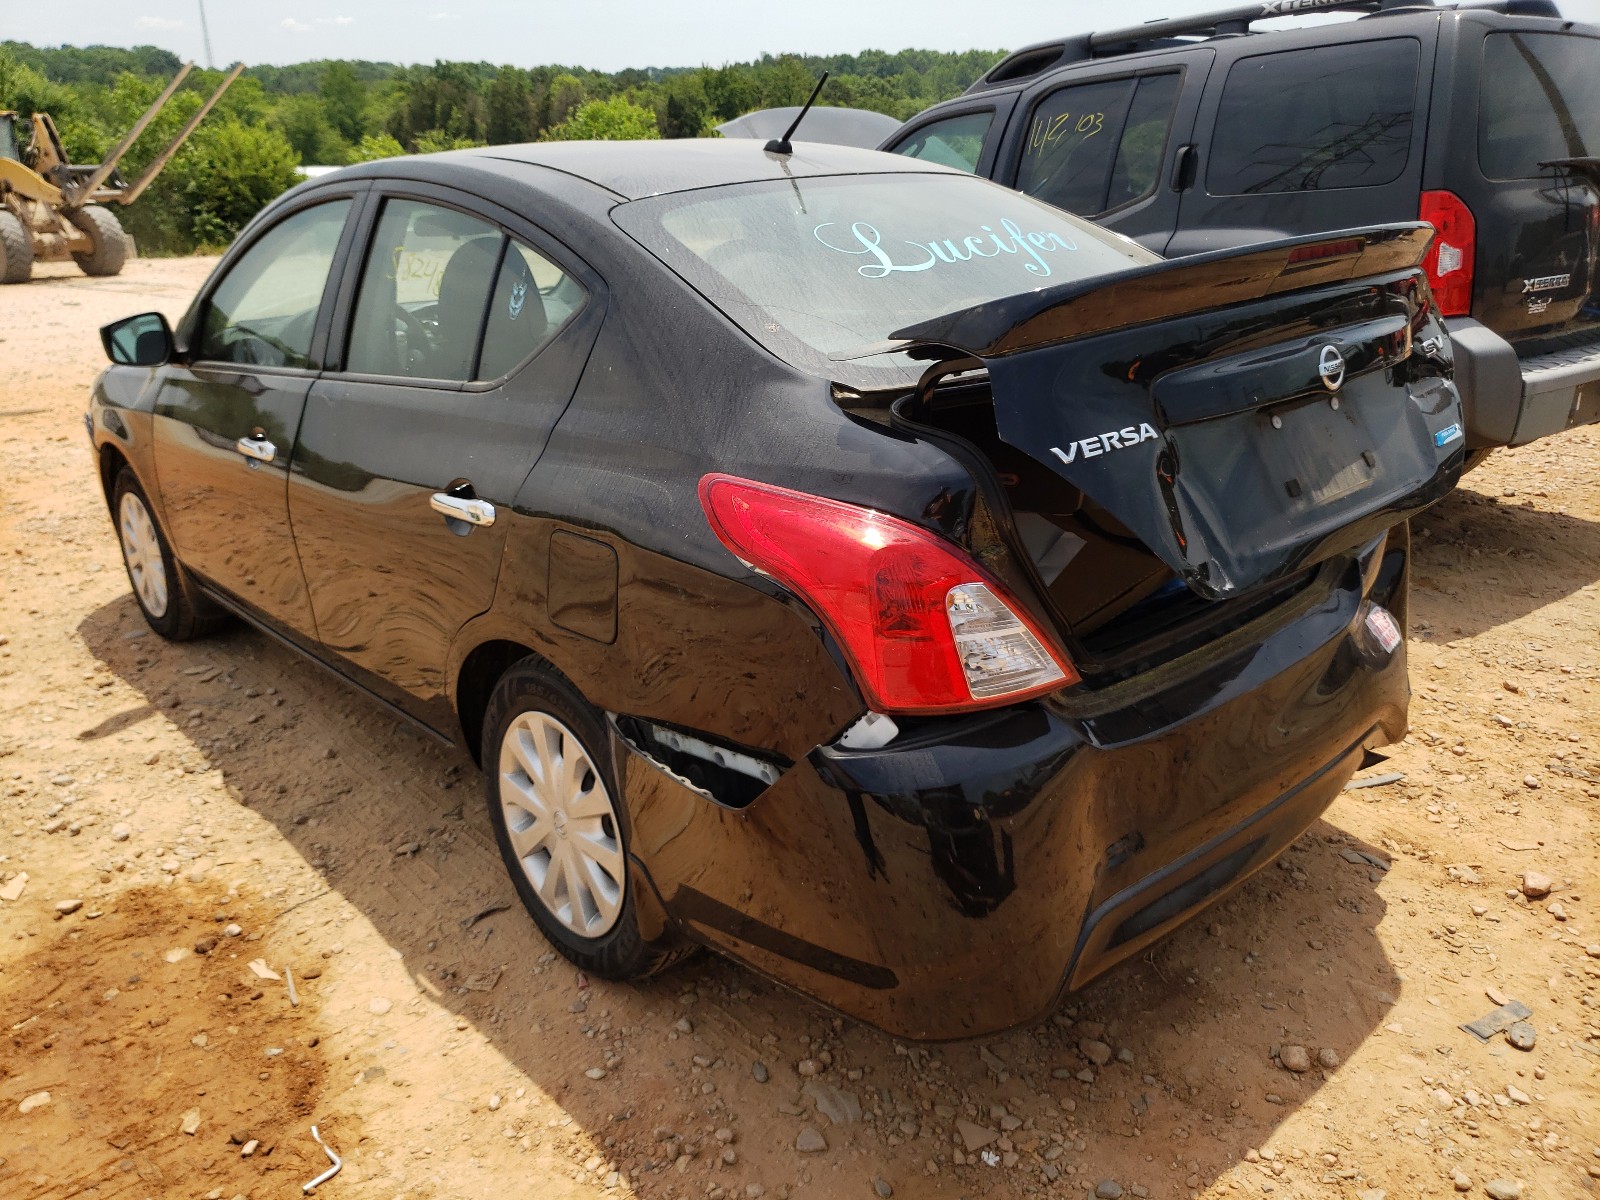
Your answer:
[813,217,1078,280]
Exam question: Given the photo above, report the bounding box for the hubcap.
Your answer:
[118,491,169,619]
[498,710,624,938]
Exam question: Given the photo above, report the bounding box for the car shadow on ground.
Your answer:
[76,593,1402,1198]
[1411,483,1600,645]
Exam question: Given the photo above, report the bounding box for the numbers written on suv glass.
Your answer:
[1028,110,1106,153]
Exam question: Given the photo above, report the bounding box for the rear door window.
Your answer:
[1017,73,1182,216]
[1206,40,1419,195]
[1479,32,1600,181]
[346,198,500,382]
[888,111,994,173]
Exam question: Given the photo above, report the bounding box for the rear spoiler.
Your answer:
[884,224,1436,360]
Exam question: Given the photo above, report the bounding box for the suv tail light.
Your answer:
[699,475,1077,714]
[1419,190,1476,317]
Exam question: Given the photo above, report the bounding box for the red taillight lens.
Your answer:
[1419,190,1476,317]
[698,474,1078,714]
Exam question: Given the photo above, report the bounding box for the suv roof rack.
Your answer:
[968,0,1563,93]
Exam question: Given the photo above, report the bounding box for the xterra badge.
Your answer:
[1050,423,1159,464]
[1522,274,1571,294]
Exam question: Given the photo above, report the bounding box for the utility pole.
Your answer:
[197,1,215,70]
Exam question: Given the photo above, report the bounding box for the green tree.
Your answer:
[178,120,300,248]
[542,96,660,142]
[660,71,712,138]
[350,132,405,161]
[484,66,533,144]
[704,65,760,121]
[272,93,349,164]
[543,72,588,129]
[412,129,485,153]
[0,48,78,124]
[320,61,367,142]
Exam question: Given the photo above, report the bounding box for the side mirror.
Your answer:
[101,312,173,366]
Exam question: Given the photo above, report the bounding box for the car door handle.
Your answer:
[235,434,276,463]
[430,493,496,528]
[1171,143,1198,192]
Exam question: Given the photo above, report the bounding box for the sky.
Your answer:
[8,0,1598,73]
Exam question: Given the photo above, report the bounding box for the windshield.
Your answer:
[1479,32,1600,180]
[613,172,1158,387]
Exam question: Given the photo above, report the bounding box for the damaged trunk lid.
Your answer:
[893,225,1464,600]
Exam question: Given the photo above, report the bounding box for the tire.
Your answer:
[0,209,33,284]
[111,467,228,641]
[1461,447,1496,475]
[68,205,128,277]
[483,658,692,980]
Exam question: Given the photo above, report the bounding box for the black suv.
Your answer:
[885,0,1600,458]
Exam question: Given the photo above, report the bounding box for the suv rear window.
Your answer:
[613,172,1157,387]
[1207,39,1419,195]
[1479,32,1600,181]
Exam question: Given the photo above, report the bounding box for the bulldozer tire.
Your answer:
[0,210,33,284]
[68,206,128,277]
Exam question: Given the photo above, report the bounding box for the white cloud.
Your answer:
[136,15,186,29]
[314,15,355,25]
[429,11,457,20]
[281,17,310,32]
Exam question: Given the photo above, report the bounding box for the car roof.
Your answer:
[441,137,960,201]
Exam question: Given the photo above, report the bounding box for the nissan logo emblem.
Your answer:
[1318,344,1346,392]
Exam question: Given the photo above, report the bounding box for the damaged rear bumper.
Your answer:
[615,534,1409,1040]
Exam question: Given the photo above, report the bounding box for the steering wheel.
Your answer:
[393,305,431,371]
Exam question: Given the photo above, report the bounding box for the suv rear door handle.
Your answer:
[235,433,276,463]
[430,493,496,528]
[1171,143,1198,192]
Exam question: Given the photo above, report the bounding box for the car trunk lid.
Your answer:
[888,224,1463,602]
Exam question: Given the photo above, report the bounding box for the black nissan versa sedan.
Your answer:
[88,140,1464,1039]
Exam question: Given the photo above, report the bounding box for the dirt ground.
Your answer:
[1,256,1597,1200]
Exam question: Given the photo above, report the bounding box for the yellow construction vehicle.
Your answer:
[0,61,244,284]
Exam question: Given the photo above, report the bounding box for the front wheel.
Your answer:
[112,467,227,640]
[68,205,128,277]
[482,659,691,979]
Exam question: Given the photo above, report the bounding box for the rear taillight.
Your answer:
[698,474,1078,715]
[1419,190,1476,317]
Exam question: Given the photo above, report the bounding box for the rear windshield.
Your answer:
[1479,32,1600,181]
[613,172,1157,387]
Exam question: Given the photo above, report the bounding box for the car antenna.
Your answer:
[765,72,829,156]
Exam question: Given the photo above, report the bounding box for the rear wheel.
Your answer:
[1461,447,1496,475]
[112,467,227,640]
[0,210,33,284]
[68,205,128,277]
[483,659,691,979]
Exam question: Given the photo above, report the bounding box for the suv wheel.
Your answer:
[483,660,691,979]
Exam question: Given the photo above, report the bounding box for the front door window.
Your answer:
[888,111,995,173]
[197,200,351,368]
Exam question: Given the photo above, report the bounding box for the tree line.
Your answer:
[0,41,1001,254]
